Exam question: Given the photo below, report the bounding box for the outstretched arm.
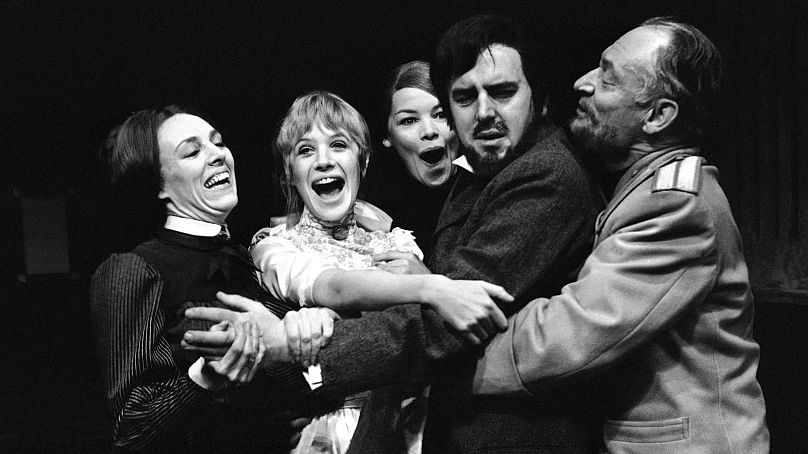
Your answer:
[471,189,720,394]
[182,294,473,397]
[313,269,510,344]
[253,234,509,344]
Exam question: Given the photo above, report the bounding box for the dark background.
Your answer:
[2,1,806,452]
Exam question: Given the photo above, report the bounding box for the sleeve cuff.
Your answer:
[302,364,323,390]
[188,357,227,391]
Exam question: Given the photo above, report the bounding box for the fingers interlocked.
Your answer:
[206,319,265,384]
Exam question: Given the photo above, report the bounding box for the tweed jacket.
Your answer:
[318,124,603,453]
[429,124,601,313]
[423,124,603,453]
[471,146,770,454]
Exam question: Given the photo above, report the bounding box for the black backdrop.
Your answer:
[4,0,730,255]
[3,1,806,452]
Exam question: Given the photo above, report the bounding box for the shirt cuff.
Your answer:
[302,364,323,390]
[188,357,227,391]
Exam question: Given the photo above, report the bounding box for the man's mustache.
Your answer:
[577,101,593,118]
[473,122,507,137]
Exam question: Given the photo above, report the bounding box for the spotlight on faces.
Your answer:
[289,122,363,222]
[384,87,459,188]
[157,113,237,225]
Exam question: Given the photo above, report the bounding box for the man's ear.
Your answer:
[533,96,549,119]
[382,138,392,148]
[642,98,678,135]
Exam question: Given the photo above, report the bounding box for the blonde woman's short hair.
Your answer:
[275,91,372,215]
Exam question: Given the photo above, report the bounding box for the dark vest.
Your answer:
[131,229,316,453]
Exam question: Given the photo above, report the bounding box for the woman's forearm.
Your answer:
[312,268,446,311]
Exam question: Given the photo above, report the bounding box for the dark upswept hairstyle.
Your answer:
[636,17,722,139]
[99,105,206,244]
[430,14,550,128]
[101,105,199,199]
[274,91,372,216]
[381,60,438,134]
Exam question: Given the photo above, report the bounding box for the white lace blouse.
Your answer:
[251,207,423,307]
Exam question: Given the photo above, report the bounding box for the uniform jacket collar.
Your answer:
[595,144,700,237]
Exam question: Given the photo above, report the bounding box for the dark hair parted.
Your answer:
[638,17,722,138]
[381,60,438,133]
[275,91,372,215]
[430,14,550,128]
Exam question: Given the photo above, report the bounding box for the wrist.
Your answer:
[262,320,292,364]
[418,274,447,307]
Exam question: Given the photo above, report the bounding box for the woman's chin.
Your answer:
[308,200,352,222]
[416,165,453,188]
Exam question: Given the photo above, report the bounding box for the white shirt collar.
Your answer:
[164,215,228,238]
[452,155,474,174]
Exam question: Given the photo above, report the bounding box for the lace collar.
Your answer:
[297,207,356,241]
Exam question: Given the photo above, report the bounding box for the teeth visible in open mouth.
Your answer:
[204,171,230,189]
[419,147,446,165]
[312,177,345,196]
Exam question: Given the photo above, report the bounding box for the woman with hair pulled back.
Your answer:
[381,60,458,189]
[371,60,459,260]
[91,106,310,452]
[249,91,510,453]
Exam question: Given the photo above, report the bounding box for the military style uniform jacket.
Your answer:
[471,146,770,454]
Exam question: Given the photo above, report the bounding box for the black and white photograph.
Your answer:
[2,1,806,452]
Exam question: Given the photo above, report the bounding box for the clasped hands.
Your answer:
[182,269,512,386]
[181,292,339,386]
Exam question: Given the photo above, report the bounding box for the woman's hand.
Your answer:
[372,251,431,275]
[183,292,290,365]
[424,276,511,345]
[283,307,340,368]
[203,318,264,384]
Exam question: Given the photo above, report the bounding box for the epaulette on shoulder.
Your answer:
[652,155,703,194]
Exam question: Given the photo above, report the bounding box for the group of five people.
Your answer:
[91,14,769,454]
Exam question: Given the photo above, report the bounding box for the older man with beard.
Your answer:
[469,18,770,454]
[184,15,604,454]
